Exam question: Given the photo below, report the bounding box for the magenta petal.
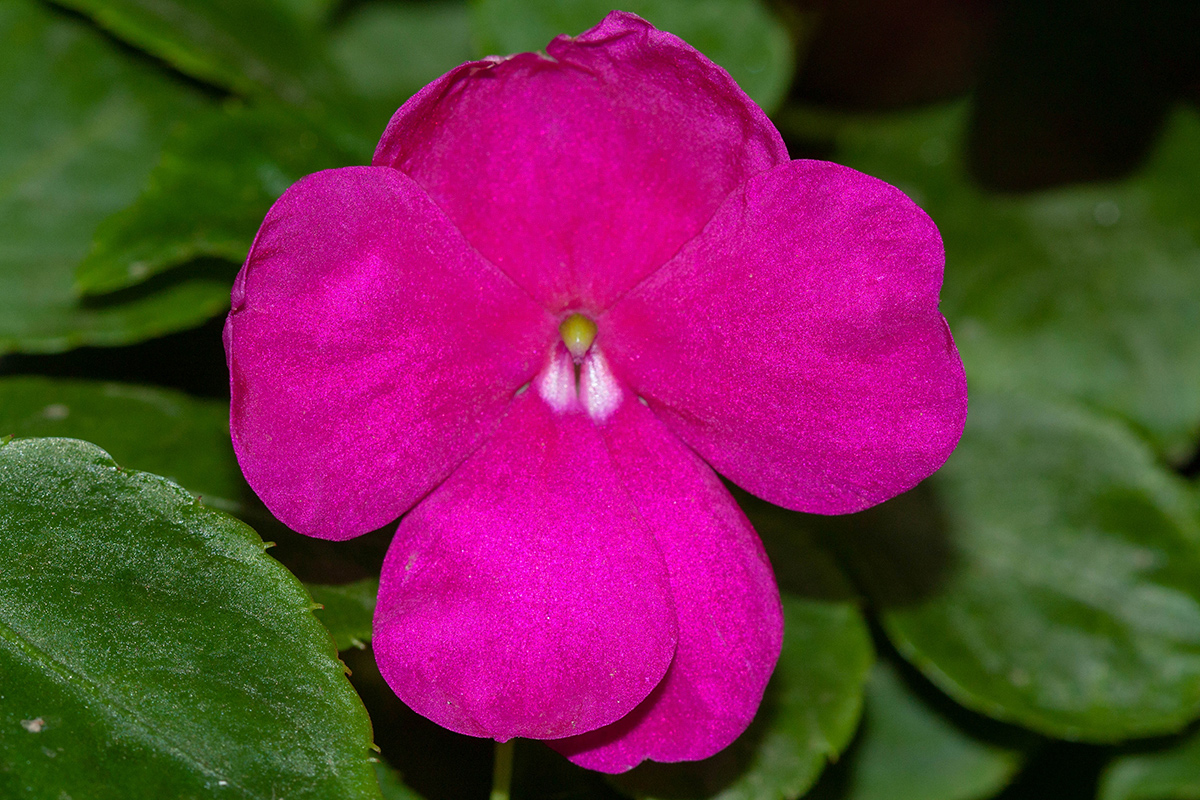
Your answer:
[551,399,782,772]
[603,160,968,514]
[225,166,554,539]
[372,11,788,312]
[372,392,678,741]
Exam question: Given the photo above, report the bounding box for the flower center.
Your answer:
[559,313,597,361]
[535,313,621,422]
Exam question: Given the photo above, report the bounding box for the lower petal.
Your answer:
[552,399,783,772]
[373,392,677,741]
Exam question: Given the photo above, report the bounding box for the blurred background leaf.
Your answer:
[874,391,1200,741]
[809,661,1025,800]
[0,0,230,353]
[50,0,343,106]
[0,375,242,509]
[375,761,428,800]
[1100,727,1200,800]
[75,103,365,295]
[778,102,1200,462]
[310,577,379,651]
[330,0,474,111]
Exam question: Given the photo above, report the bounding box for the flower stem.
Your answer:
[490,739,515,800]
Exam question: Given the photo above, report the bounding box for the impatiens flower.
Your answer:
[224,11,967,773]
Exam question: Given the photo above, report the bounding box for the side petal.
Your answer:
[603,160,968,515]
[372,392,678,741]
[225,166,554,539]
[550,398,782,772]
[372,11,788,312]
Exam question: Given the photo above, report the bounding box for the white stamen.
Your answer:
[535,348,576,412]
[582,350,622,422]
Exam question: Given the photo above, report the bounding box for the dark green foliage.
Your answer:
[310,578,379,652]
[881,392,1200,740]
[0,0,228,353]
[0,438,381,799]
[813,662,1024,800]
[6,0,1200,797]
[75,104,365,295]
[0,375,242,508]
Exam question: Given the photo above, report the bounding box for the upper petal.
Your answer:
[372,391,678,741]
[603,160,968,514]
[372,11,788,312]
[551,398,782,772]
[225,166,554,539]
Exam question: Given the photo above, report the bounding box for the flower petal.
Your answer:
[372,391,678,741]
[551,398,782,772]
[225,166,554,539]
[372,11,788,312]
[603,160,968,515]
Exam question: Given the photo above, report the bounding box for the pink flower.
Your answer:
[224,12,966,773]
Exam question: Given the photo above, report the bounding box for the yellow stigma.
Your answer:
[559,313,597,360]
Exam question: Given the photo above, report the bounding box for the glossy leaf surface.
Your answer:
[0,438,380,799]
[880,391,1200,740]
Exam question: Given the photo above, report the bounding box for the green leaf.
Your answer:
[876,390,1200,741]
[0,0,231,354]
[75,103,364,295]
[1101,729,1200,800]
[0,437,380,799]
[820,662,1024,800]
[51,0,342,106]
[804,102,1200,461]
[374,761,427,800]
[278,0,339,29]
[614,588,873,800]
[470,0,795,113]
[331,1,474,110]
[0,376,242,511]
[309,578,379,652]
